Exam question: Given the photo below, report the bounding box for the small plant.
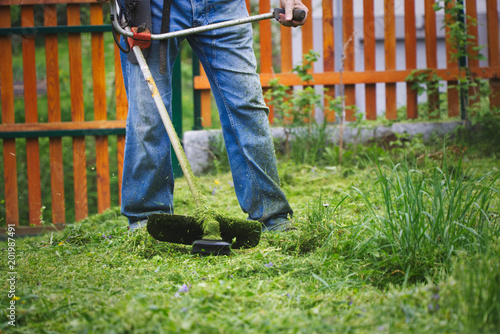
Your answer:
[264,50,364,167]
[405,69,444,118]
[207,133,230,174]
[405,70,442,100]
[434,1,483,62]
[436,0,487,122]
[388,132,426,161]
[265,51,333,165]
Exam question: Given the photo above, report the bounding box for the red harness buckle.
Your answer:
[127,27,152,50]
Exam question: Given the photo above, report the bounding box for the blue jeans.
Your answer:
[120,0,293,227]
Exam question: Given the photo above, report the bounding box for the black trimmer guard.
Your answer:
[147,213,261,250]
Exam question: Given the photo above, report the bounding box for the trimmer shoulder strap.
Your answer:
[158,0,172,74]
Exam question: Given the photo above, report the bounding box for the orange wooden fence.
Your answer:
[0,0,500,228]
[193,0,500,126]
[0,0,127,228]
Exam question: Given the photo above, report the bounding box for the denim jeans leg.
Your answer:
[185,0,293,224]
[120,39,180,224]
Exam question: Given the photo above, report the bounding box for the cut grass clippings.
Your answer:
[0,157,499,333]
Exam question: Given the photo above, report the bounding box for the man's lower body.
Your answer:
[120,0,293,230]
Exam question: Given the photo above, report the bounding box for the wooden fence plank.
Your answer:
[280,26,293,73]
[302,0,313,65]
[90,3,111,213]
[466,0,479,68]
[115,44,127,205]
[343,0,356,121]
[445,0,460,117]
[259,0,272,74]
[90,4,107,122]
[0,120,126,134]
[405,0,418,119]
[424,1,438,72]
[364,0,377,120]
[22,6,38,125]
[465,0,480,109]
[45,4,66,224]
[486,0,500,108]
[385,0,397,120]
[2,140,18,224]
[22,5,42,225]
[199,65,212,127]
[279,3,293,125]
[67,4,88,221]
[301,0,314,123]
[0,6,19,226]
[424,0,440,117]
[259,0,274,123]
[323,0,335,122]
[195,66,500,89]
[200,90,212,126]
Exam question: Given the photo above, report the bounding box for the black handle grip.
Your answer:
[273,8,307,22]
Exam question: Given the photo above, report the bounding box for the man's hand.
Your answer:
[278,0,308,27]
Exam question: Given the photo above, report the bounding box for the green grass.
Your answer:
[1,153,499,333]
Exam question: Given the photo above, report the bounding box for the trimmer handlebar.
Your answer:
[109,0,305,41]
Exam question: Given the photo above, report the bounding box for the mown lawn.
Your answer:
[1,148,499,333]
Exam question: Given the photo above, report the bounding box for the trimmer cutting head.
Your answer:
[147,213,261,253]
[192,239,232,256]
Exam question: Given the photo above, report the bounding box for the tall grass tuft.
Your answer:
[352,158,499,281]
